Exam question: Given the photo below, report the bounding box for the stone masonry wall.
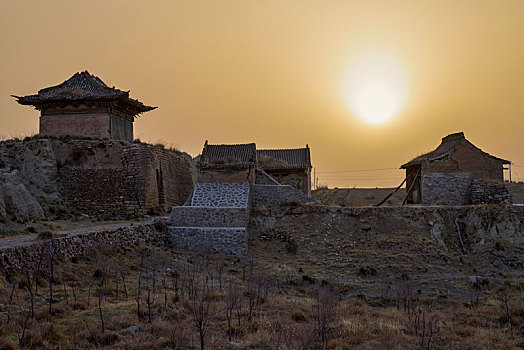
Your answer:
[0,221,167,275]
[122,144,194,213]
[253,184,317,207]
[421,173,472,205]
[191,183,249,207]
[58,168,137,217]
[168,227,247,257]
[0,138,193,220]
[471,179,512,204]
[170,207,249,227]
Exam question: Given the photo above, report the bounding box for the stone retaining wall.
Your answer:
[168,227,247,256]
[253,184,317,207]
[170,207,249,227]
[191,183,249,207]
[58,168,137,217]
[0,221,167,275]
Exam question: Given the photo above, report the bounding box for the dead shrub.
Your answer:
[291,309,308,323]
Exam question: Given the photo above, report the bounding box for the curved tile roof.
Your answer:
[257,148,311,169]
[12,70,156,115]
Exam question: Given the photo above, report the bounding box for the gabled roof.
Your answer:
[401,132,510,169]
[199,141,256,167]
[257,146,311,169]
[12,71,156,115]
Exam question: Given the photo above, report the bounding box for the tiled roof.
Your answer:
[401,132,510,168]
[12,71,156,114]
[200,142,256,166]
[257,148,311,169]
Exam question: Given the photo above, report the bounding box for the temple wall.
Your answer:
[110,115,133,142]
[40,114,111,139]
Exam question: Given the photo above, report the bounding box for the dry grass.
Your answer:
[0,238,522,349]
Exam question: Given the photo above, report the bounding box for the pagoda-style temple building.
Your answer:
[12,71,155,142]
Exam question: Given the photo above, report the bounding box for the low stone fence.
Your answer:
[253,185,318,207]
[170,207,249,227]
[0,220,168,275]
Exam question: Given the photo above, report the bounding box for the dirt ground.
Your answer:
[248,205,524,300]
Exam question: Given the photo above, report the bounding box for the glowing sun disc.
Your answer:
[343,55,407,125]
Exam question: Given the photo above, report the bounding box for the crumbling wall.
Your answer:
[422,143,505,182]
[0,137,193,221]
[122,144,194,213]
[471,179,512,204]
[421,173,472,205]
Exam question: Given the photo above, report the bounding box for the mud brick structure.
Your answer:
[12,71,155,142]
[401,132,511,205]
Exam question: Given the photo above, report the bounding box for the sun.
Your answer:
[342,54,407,125]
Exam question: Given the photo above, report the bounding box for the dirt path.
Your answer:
[0,217,163,250]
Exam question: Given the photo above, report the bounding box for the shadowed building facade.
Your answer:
[196,141,312,195]
[12,71,155,142]
[401,132,511,205]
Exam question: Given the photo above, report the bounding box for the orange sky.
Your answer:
[1,0,523,187]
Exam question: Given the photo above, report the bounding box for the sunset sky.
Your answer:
[1,0,523,187]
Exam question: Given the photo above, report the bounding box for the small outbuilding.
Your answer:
[400,132,511,205]
[196,141,312,195]
[256,146,312,195]
[12,71,156,142]
[197,141,257,184]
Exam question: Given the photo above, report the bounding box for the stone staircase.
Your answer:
[168,183,250,256]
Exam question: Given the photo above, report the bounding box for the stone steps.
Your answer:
[191,182,249,207]
[168,182,250,257]
[170,207,249,227]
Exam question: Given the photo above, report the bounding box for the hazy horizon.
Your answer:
[1,0,523,187]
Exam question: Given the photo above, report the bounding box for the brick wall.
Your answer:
[40,114,111,139]
[58,168,137,216]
